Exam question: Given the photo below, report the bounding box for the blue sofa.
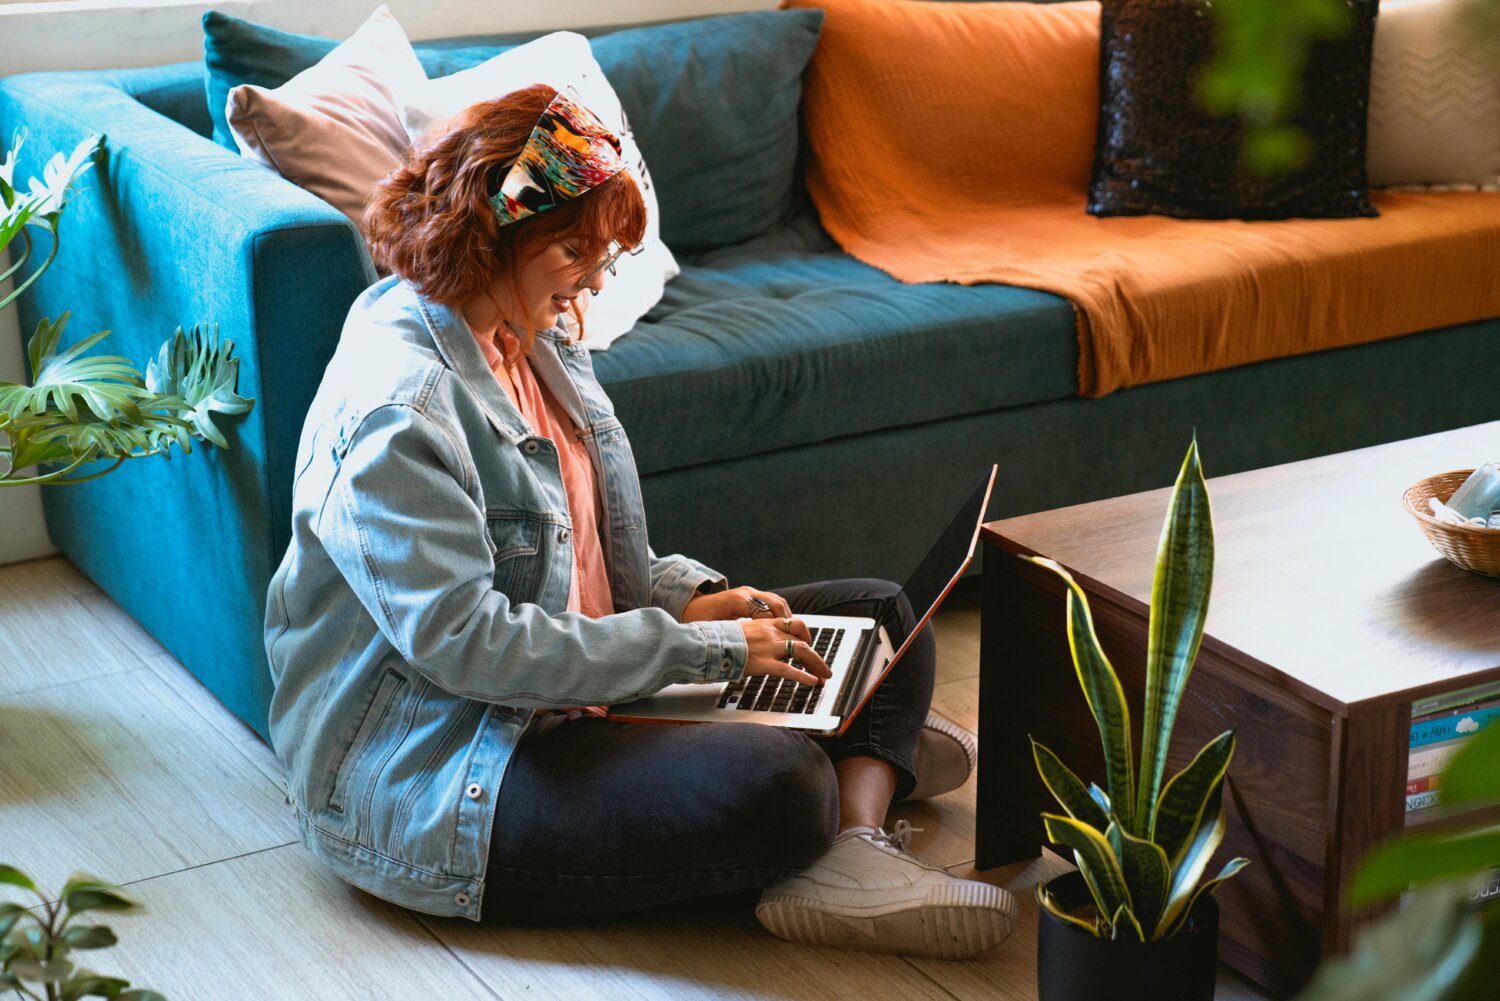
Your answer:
[4,10,1498,741]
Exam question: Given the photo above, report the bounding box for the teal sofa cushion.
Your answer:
[594,204,1079,475]
[201,8,823,251]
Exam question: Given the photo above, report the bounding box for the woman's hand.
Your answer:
[738,619,831,688]
[681,585,791,623]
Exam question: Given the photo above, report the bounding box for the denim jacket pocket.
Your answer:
[327,668,407,816]
[486,513,544,600]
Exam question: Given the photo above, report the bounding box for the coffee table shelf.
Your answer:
[974,422,1500,997]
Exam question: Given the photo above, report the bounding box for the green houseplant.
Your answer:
[1295,721,1500,1001]
[1029,439,1249,1000]
[1,863,165,1000]
[0,129,253,486]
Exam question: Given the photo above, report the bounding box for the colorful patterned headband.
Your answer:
[489,89,625,227]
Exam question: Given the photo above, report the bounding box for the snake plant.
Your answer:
[1031,439,1250,941]
[0,129,253,486]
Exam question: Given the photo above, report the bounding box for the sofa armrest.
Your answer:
[0,71,375,566]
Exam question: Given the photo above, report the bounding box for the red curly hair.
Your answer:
[363,84,647,357]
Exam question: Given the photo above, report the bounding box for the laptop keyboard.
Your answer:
[717,626,845,714]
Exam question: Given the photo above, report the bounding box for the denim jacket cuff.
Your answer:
[656,558,727,621]
[694,620,747,683]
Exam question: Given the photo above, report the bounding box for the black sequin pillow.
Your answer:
[1089,0,1378,220]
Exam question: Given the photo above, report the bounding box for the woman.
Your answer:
[263,84,1015,958]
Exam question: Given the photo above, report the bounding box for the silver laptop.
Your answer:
[608,466,997,736]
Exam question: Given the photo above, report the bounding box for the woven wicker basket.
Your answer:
[1402,468,1500,577]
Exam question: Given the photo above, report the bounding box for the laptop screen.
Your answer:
[879,466,997,650]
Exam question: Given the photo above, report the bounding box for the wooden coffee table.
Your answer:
[975,422,1500,997]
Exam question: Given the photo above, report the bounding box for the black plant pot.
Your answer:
[1037,871,1219,1001]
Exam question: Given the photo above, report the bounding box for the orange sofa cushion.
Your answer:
[784,0,1500,397]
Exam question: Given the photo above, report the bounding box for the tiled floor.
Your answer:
[0,555,1272,999]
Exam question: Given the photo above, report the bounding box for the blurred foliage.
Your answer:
[1196,0,1354,175]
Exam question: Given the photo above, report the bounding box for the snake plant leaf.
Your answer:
[1152,729,1236,859]
[1088,783,1112,815]
[1163,856,1250,939]
[1430,718,1500,810]
[1036,884,1097,935]
[1350,824,1500,907]
[1156,771,1228,934]
[1110,902,1145,942]
[1294,883,1481,1001]
[1138,437,1215,835]
[1107,820,1172,936]
[1032,737,1112,831]
[145,325,254,450]
[1030,556,1136,831]
[1044,813,1132,926]
[0,315,149,425]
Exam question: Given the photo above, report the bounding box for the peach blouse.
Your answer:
[469,324,614,621]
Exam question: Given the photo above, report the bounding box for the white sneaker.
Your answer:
[755,820,1016,959]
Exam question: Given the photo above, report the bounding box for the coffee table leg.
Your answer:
[976,544,1049,868]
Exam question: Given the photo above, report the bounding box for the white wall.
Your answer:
[0,0,771,565]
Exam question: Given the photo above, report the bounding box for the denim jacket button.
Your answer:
[522,439,540,455]
[465,783,483,800]
[455,892,471,907]
[721,657,733,671]
[558,528,571,543]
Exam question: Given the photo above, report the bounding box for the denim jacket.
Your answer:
[263,276,749,919]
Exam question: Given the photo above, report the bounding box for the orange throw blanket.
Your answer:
[784,0,1500,397]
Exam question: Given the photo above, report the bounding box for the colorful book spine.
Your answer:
[1405,696,1500,815]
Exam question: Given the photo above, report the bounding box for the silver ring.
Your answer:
[783,618,794,632]
[748,596,771,616]
[784,639,795,661]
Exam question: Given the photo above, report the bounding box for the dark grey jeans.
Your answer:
[479,577,936,925]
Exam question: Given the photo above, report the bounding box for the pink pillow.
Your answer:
[226,6,424,224]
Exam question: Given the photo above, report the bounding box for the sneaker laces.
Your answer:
[871,819,924,856]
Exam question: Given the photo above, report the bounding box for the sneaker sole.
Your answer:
[756,880,1017,959]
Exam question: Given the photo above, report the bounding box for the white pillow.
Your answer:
[400,32,678,351]
[1367,0,1500,189]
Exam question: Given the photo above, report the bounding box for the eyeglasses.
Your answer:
[574,240,645,282]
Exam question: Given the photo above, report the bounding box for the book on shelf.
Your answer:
[1405,683,1500,817]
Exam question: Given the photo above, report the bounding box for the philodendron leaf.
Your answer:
[1138,436,1214,835]
[0,864,38,893]
[61,970,130,1001]
[0,315,150,426]
[61,874,143,917]
[1030,557,1136,831]
[145,325,254,450]
[10,955,75,984]
[1043,813,1132,925]
[1107,820,1171,937]
[1433,720,1500,809]
[58,925,116,950]
[1350,825,1500,907]
[1153,730,1236,861]
[1156,772,1229,935]
[1032,738,1112,831]
[1293,883,1480,1001]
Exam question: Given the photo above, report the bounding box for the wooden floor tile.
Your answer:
[0,558,141,696]
[423,891,953,1001]
[79,845,496,1001]
[932,577,982,686]
[0,668,296,895]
